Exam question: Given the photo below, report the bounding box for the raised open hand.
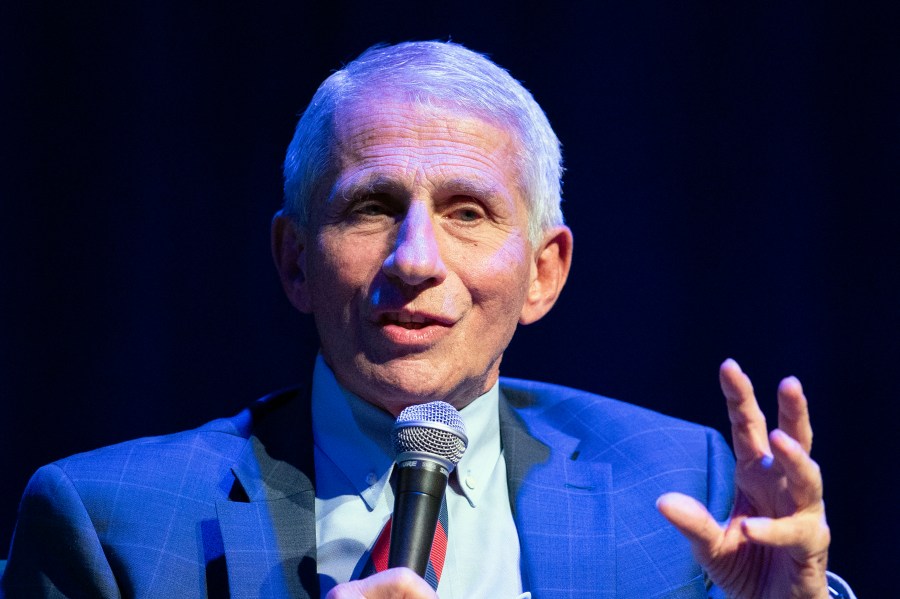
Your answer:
[657,359,830,598]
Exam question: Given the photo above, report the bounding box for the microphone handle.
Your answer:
[388,460,449,576]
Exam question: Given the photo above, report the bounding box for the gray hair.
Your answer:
[282,41,564,245]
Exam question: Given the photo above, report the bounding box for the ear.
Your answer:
[271,211,312,313]
[519,225,573,325]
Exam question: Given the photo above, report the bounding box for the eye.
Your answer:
[356,202,388,216]
[349,193,395,219]
[454,208,481,222]
[446,200,486,224]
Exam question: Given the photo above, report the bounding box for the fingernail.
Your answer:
[760,454,774,469]
[779,376,802,392]
[721,358,742,373]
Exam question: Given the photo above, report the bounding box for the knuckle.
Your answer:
[393,567,422,588]
[807,459,822,479]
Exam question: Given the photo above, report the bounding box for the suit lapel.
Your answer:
[500,390,616,599]
[214,384,618,598]
[217,388,320,599]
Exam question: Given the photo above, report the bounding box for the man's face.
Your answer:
[286,100,546,415]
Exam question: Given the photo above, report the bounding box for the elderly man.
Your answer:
[2,41,849,598]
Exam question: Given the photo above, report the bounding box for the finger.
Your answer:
[656,492,723,561]
[325,568,438,599]
[777,376,813,453]
[741,513,830,557]
[769,429,824,509]
[720,359,771,462]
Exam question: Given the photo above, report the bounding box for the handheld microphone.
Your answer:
[388,401,468,577]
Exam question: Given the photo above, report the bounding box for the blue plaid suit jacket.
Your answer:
[1,378,735,598]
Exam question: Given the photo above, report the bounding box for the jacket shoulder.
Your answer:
[49,386,304,485]
[499,377,734,497]
[499,376,715,438]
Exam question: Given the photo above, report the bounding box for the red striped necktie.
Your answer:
[362,496,449,590]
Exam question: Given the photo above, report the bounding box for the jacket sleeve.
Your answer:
[1,464,121,599]
[705,427,736,524]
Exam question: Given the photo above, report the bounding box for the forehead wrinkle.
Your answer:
[335,147,511,196]
[340,100,515,153]
[345,138,510,170]
[332,100,526,216]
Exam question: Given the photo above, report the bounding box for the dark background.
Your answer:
[2,2,897,595]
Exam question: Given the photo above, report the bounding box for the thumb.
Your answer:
[656,492,723,557]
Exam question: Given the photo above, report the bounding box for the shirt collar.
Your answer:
[454,380,502,508]
[311,355,395,511]
[311,354,503,510]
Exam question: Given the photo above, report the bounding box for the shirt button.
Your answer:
[465,475,476,490]
[365,472,378,486]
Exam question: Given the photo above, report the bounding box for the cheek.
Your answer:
[487,235,529,273]
[463,236,532,312]
[315,233,383,286]
[305,245,357,318]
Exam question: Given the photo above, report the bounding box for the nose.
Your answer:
[382,201,448,287]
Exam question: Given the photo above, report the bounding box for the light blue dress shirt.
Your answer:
[311,355,527,598]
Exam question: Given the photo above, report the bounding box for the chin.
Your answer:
[373,381,457,413]
[335,352,498,413]
[356,371,477,415]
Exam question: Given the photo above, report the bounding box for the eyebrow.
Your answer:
[331,175,508,204]
[331,175,407,204]
[440,177,507,202]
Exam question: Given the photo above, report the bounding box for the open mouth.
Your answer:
[393,321,429,330]
[378,312,449,330]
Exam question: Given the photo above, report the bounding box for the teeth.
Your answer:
[394,312,427,324]
[381,311,436,329]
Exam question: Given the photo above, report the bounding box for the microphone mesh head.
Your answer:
[392,401,468,467]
